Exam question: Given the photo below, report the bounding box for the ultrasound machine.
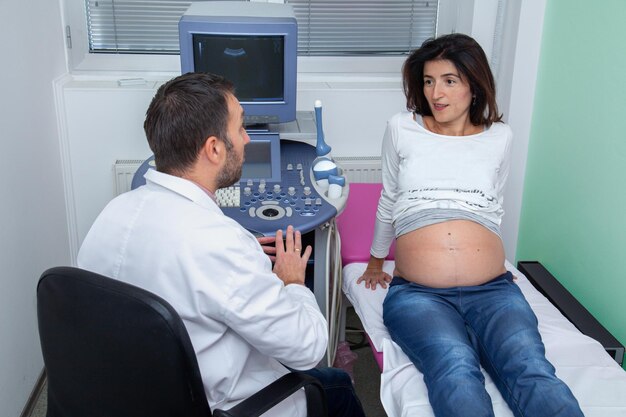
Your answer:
[131,1,348,365]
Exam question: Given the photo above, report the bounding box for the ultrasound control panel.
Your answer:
[223,136,344,236]
[131,134,347,237]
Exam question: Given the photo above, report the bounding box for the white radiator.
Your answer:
[334,156,382,184]
[114,159,144,195]
[113,156,381,196]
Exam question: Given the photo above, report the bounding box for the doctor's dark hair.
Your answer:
[144,72,235,175]
[403,33,502,127]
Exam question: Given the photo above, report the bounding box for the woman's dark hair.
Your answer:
[402,33,502,127]
[144,72,235,175]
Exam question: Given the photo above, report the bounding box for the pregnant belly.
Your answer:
[394,219,506,288]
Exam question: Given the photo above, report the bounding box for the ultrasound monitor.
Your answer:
[179,2,298,126]
[242,133,281,183]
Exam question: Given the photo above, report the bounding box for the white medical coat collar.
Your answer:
[144,169,222,214]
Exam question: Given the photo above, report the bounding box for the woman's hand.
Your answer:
[356,256,392,290]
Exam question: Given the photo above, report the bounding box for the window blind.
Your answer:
[288,0,437,55]
[85,0,437,55]
[86,0,195,53]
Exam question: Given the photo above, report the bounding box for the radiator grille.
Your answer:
[334,156,382,183]
[114,159,143,195]
[113,156,382,196]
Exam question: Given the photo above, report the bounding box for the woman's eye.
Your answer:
[424,79,433,86]
[446,79,456,85]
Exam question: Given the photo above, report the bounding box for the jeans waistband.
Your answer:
[390,270,513,289]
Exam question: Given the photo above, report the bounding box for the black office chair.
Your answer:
[37,266,328,417]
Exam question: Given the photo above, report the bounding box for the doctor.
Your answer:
[77,72,364,417]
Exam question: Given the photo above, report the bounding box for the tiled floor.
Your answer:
[346,306,387,417]
[29,380,46,417]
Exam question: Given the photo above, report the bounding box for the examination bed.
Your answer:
[337,183,626,417]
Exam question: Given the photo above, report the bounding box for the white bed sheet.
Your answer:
[342,260,626,417]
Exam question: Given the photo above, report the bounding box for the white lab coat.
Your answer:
[78,169,328,416]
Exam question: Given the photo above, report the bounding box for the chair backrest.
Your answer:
[37,266,211,417]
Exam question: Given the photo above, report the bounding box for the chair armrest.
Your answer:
[517,261,625,365]
[213,372,328,417]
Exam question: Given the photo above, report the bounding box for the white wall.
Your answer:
[0,1,70,416]
[494,0,547,261]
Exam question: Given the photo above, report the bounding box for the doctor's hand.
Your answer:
[272,226,312,286]
[356,256,392,290]
[257,235,277,262]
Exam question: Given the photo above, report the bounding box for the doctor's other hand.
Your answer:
[272,226,312,286]
[257,235,277,262]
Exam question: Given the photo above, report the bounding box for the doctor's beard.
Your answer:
[216,142,244,189]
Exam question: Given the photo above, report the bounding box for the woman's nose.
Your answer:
[431,83,443,99]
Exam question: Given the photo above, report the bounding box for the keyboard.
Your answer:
[215,186,240,207]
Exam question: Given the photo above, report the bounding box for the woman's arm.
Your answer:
[495,125,513,204]
[357,118,400,290]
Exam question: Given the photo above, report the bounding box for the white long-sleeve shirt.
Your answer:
[78,169,328,416]
[371,112,513,258]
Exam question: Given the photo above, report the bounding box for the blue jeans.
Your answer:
[382,272,584,417]
[300,367,365,417]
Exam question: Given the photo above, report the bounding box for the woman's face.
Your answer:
[422,59,473,128]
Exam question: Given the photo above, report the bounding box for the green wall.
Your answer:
[516,0,626,368]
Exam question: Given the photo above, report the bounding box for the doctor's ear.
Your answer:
[201,136,225,164]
